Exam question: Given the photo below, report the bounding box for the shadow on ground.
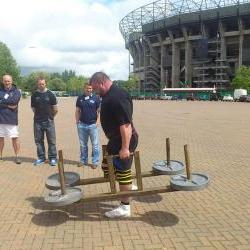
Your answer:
[27,196,179,228]
[133,194,163,203]
[3,156,78,165]
[3,156,34,163]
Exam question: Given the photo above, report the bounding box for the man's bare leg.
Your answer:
[119,183,132,204]
[12,137,21,164]
[0,137,4,160]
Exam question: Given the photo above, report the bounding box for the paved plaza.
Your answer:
[0,97,250,249]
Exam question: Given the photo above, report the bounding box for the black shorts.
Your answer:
[102,133,138,184]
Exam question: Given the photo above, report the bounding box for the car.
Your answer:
[137,95,145,100]
[171,95,178,100]
[245,96,250,102]
[152,94,161,100]
[210,94,219,101]
[222,94,234,102]
[21,91,30,98]
[186,93,196,101]
[234,89,247,101]
[239,95,247,102]
[160,95,172,100]
[239,95,250,102]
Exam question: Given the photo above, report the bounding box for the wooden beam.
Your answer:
[134,151,143,190]
[58,150,66,195]
[77,170,160,186]
[79,186,173,202]
[107,155,117,193]
[184,145,191,180]
[166,138,170,165]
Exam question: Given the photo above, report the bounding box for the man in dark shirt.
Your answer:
[31,77,58,166]
[90,72,138,218]
[75,84,101,168]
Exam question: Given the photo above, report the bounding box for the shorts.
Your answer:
[102,133,138,185]
[0,124,19,138]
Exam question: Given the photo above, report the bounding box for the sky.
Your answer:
[0,0,152,80]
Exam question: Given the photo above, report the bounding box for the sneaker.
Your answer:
[0,156,3,162]
[104,204,131,218]
[33,159,45,166]
[77,162,87,167]
[15,157,21,164]
[50,159,57,166]
[131,184,138,191]
[90,164,98,169]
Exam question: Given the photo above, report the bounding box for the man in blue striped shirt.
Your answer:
[75,84,101,168]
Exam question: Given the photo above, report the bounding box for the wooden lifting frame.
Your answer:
[56,138,190,203]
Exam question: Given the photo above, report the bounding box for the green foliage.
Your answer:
[179,80,191,88]
[62,70,76,82]
[48,78,66,91]
[0,41,20,84]
[113,80,127,87]
[66,76,88,94]
[20,71,87,94]
[232,66,250,90]
[118,75,140,93]
[50,72,61,79]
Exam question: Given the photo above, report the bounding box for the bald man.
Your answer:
[0,74,21,164]
[89,72,138,218]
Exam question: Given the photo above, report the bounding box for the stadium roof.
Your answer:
[119,0,250,46]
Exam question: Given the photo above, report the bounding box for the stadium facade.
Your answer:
[119,0,250,92]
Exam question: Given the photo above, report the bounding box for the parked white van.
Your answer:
[234,89,247,101]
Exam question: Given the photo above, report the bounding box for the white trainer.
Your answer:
[131,184,138,190]
[104,204,131,218]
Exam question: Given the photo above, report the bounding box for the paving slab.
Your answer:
[0,98,250,249]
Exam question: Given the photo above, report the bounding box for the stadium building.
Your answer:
[119,0,250,92]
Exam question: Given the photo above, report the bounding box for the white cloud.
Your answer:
[0,0,152,79]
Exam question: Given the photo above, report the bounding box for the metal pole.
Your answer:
[128,50,131,78]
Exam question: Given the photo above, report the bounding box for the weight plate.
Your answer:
[152,160,185,175]
[170,172,210,191]
[44,187,82,206]
[45,172,80,190]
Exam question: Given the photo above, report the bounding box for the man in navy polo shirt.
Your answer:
[75,84,101,168]
[0,74,21,164]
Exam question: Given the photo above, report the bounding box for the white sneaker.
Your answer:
[131,184,138,190]
[104,204,131,218]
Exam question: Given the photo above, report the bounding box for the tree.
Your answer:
[232,66,250,90]
[50,72,61,79]
[0,41,20,84]
[113,80,127,88]
[62,69,76,83]
[66,76,88,94]
[48,78,66,91]
[123,75,140,94]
